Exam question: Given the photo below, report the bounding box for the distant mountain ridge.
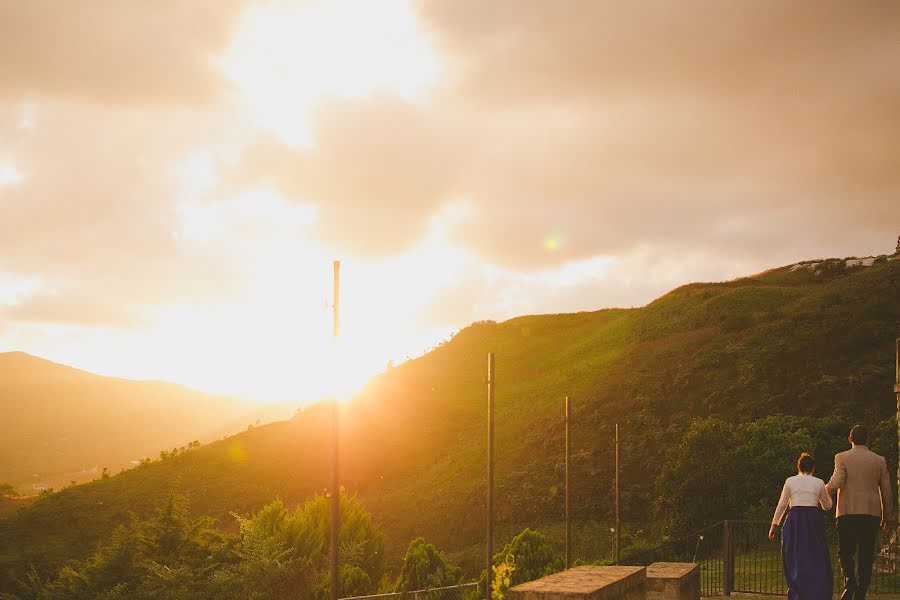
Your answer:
[1,253,898,590]
[0,352,293,491]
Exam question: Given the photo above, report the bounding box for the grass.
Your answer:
[694,538,900,598]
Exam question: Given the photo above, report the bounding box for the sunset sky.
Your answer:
[0,1,897,403]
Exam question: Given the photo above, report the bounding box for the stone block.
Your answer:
[506,565,646,600]
[646,563,700,600]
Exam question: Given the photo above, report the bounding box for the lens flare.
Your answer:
[228,441,248,463]
[543,232,564,251]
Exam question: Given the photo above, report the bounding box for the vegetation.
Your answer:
[495,529,563,587]
[471,528,564,600]
[1,491,383,600]
[158,441,201,461]
[491,555,516,600]
[2,256,898,594]
[655,415,897,539]
[395,538,461,591]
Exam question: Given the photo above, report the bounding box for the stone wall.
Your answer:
[646,562,700,600]
[506,562,699,600]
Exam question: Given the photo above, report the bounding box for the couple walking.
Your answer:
[769,425,896,600]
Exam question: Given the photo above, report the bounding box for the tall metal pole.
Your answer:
[615,423,620,565]
[895,337,899,522]
[330,260,341,600]
[333,260,340,338]
[486,353,495,600]
[565,396,571,569]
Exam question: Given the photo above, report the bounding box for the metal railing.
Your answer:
[625,521,726,597]
[626,520,900,596]
[341,582,478,600]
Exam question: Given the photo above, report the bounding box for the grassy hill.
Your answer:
[0,352,289,491]
[2,255,898,590]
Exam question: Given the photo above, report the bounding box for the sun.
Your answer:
[27,194,467,407]
[130,298,384,405]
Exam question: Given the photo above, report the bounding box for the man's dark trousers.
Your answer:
[837,514,881,600]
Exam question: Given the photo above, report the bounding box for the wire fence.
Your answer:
[340,521,900,600]
[341,582,479,600]
[626,519,900,597]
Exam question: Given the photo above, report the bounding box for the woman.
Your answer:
[770,452,833,600]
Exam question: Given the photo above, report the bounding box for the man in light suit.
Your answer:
[827,425,897,600]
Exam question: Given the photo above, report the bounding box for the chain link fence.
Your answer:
[626,520,900,597]
[341,582,479,600]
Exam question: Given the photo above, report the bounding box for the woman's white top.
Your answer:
[772,473,833,525]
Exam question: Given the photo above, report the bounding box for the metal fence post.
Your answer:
[486,353,495,600]
[895,337,899,523]
[615,423,620,565]
[565,395,571,569]
[722,520,734,596]
[330,260,341,600]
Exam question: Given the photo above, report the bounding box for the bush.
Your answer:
[656,415,853,538]
[395,537,461,591]
[470,528,564,600]
[11,491,385,600]
[491,554,515,600]
[0,482,20,496]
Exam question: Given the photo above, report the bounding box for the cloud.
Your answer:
[1,0,898,378]
[416,243,793,330]
[234,96,467,256]
[418,1,899,109]
[0,0,248,104]
[231,1,899,269]
[412,0,900,266]
[1,287,145,327]
[0,101,245,326]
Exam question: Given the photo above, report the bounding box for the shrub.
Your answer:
[395,537,461,591]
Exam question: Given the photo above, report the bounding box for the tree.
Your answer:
[12,494,232,600]
[340,565,372,597]
[315,565,373,600]
[0,482,19,496]
[225,492,385,600]
[491,554,516,600]
[655,419,738,538]
[496,529,563,587]
[9,491,387,600]
[470,528,563,600]
[656,416,847,538]
[217,501,312,600]
[395,537,461,591]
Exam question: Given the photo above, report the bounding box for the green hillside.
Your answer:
[0,353,296,492]
[2,255,899,591]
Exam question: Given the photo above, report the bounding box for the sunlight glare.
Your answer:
[19,101,36,129]
[171,151,218,200]
[219,0,441,146]
[526,256,613,287]
[176,188,318,243]
[0,274,42,305]
[0,163,22,186]
[5,206,477,405]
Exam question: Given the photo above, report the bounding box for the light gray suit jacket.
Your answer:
[826,445,893,519]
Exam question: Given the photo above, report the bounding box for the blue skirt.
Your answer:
[782,506,833,600]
